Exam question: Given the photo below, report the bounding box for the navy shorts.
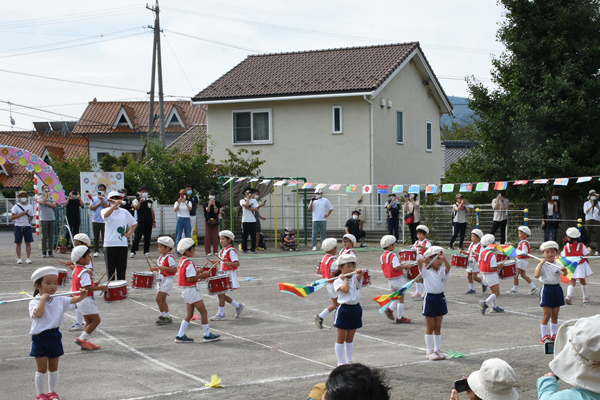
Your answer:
[540,284,565,308]
[422,292,448,317]
[333,303,362,330]
[14,226,34,243]
[30,328,64,359]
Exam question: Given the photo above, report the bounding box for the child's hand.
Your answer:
[356,269,364,280]
[560,266,568,275]
[210,259,219,265]
[99,285,109,291]
[40,293,50,301]
[150,267,159,272]
[438,250,445,259]
[93,281,98,286]
[79,288,88,297]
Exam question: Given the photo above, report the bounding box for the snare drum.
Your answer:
[399,249,417,263]
[104,280,128,302]
[56,268,68,287]
[496,253,508,262]
[407,262,420,280]
[362,269,371,287]
[498,260,517,279]
[451,254,469,268]
[198,266,217,281]
[132,271,154,289]
[207,276,232,296]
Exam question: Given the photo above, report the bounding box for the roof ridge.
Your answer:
[247,42,419,58]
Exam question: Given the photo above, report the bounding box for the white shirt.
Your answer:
[185,260,197,279]
[174,200,192,218]
[492,198,510,221]
[79,269,92,287]
[11,203,34,227]
[29,296,75,335]
[311,198,333,222]
[333,274,361,305]
[101,207,137,247]
[539,262,562,285]
[583,200,600,222]
[420,266,449,294]
[453,204,467,223]
[240,198,259,223]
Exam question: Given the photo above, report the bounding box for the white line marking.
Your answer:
[119,387,211,400]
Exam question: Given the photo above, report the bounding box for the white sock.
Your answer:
[582,285,588,298]
[35,372,47,395]
[469,283,474,290]
[202,323,210,336]
[231,300,239,308]
[397,303,404,320]
[425,334,433,351]
[530,281,537,289]
[335,343,345,364]
[416,283,422,294]
[567,285,574,297]
[48,370,59,393]
[550,323,558,337]
[512,285,518,292]
[541,324,548,337]
[485,294,496,307]
[218,306,225,315]
[160,312,166,317]
[492,296,498,308]
[165,312,170,318]
[177,320,189,337]
[79,331,90,341]
[434,335,441,351]
[389,300,398,310]
[318,309,330,319]
[344,342,354,363]
[76,309,83,325]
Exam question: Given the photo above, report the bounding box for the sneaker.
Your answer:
[540,335,551,344]
[482,284,488,293]
[93,252,99,257]
[16,258,22,264]
[384,308,394,320]
[174,335,194,343]
[465,289,476,294]
[428,351,441,361]
[203,332,221,342]
[48,253,54,258]
[75,338,100,350]
[130,252,135,258]
[210,313,226,321]
[144,253,150,257]
[410,292,421,298]
[396,317,412,323]
[235,303,245,318]
[506,289,518,294]
[46,393,60,400]
[242,251,248,254]
[448,246,455,251]
[26,258,32,264]
[256,246,265,250]
[312,246,317,251]
[314,315,324,329]
[164,316,172,323]
[426,350,434,359]
[550,334,556,341]
[35,395,50,400]
[492,307,504,313]
[435,349,446,360]
[207,253,213,256]
[565,296,572,305]
[251,251,256,254]
[42,253,47,258]
[583,297,590,303]
[360,244,367,248]
[68,323,85,331]
[156,316,167,325]
[479,300,488,315]
[529,287,540,295]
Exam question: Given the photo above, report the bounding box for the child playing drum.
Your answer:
[209,230,244,320]
[314,238,339,329]
[460,229,487,294]
[67,233,93,332]
[151,236,177,324]
[507,226,539,295]
[340,234,357,256]
[478,235,506,315]
[379,235,412,323]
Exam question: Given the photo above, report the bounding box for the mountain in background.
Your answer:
[441,96,475,127]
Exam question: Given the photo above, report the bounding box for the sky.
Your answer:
[0,0,506,132]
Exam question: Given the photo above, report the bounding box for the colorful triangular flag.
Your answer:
[513,180,528,186]
[329,184,341,190]
[377,185,389,194]
[287,181,298,187]
[259,179,271,185]
[460,183,473,193]
[315,183,326,189]
[274,180,286,186]
[391,185,403,193]
[426,184,437,194]
[408,185,420,194]
[235,177,246,182]
[249,178,259,182]
[554,178,569,186]
[442,184,455,193]
[533,179,549,184]
[301,182,313,189]
[494,181,508,190]
[476,182,489,192]
[347,185,357,193]
[577,177,592,183]
[221,177,235,186]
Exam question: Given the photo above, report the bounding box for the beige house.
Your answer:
[192,43,452,211]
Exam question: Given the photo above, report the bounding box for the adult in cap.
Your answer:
[450,358,519,400]
[131,186,155,258]
[542,190,561,242]
[449,193,471,251]
[203,190,221,256]
[583,189,600,256]
[89,183,109,257]
[403,193,421,244]
[309,187,334,251]
[239,186,263,254]
[490,190,510,244]
[384,193,401,240]
[101,190,137,281]
[537,315,600,399]
[174,188,193,255]
[11,190,34,264]
[345,210,367,248]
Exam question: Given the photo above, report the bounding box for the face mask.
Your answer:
[209,195,215,200]
[142,192,148,199]
[316,194,322,199]
[591,196,597,201]
[187,190,192,195]
[20,197,28,203]
[352,215,358,220]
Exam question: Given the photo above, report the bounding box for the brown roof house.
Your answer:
[192,43,453,215]
[73,100,206,164]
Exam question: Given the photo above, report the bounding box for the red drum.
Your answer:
[207,276,232,296]
[496,253,508,262]
[451,254,469,268]
[56,268,68,287]
[407,262,421,280]
[498,260,517,279]
[361,269,371,287]
[199,266,217,281]
[104,280,128,302]
[399,249,417,263]
[132,271,154,289]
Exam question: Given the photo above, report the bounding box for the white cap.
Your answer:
[416,225,429,235]
[471,229,484,238]
[337,254,357,266]
[566,227,581,239]
[481,234,496,247]
[423,246,444,258]
[71,245,90,263]
[73,233,91,246]
[219,230,235,240]
[314,187,323,194]
[380,235,396,249]
[177,238,195,253]
[321,238,337,252]
[107,190,123,199]
[31,267,58,283]
[467,358,519,400]
[343,234,357,245]
[540,241,559,251]
[157,236,174,248]
[517,226,531,236]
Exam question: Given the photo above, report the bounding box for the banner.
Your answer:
[460,183,473,193]
[301,182,313,189]
[377,185,389,194]
[494,181,508,190]
[408,185,420,194]
[442,184,455,193]
[346,185,357,193]
[362,185,372,194]
[554,178,569,186]
[513,180,528,185]
[476,182,489,192]
[80,172,124,199]
[426,185,437,194]
[533,179,549,184]
[329,184,341,190]
[315,183,326,189]
[392,185,403,193]
[577,177,592,183]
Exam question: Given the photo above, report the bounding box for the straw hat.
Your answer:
[566,228,581,239]
[343,234,357,245]
[588,190,597,199]
[467,358,519,400]
[31,267,58,283]
[321,238,337,252]
[380,235,396,249]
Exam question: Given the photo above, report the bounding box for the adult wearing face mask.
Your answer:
[174,188,192,254]
[130,186,155,258]
[11,191,34,264]
[118,188,134,217]
[203,190,221,256]
[583,189,600,256]
[240,186,264,254]
[308,187,334,251]
[490,191,510,244]
[38,184,57,258]
[185,184,199,241]
[345,210,367,247]
[90,184,109,257]
[65,189,84,246]
[101,191,137,281]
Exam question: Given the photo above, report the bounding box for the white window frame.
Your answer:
[232,109,273,145]
[41,149,53,163]
[332,105,343,134]
[396,110,404,144]
[166,107,184,127]
[426,121,433,152]
[112,107,133,129]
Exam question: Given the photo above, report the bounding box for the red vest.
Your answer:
[71,265,94,297]
[517,240,531,259]
[319,254,336,279]
[158,253,176,277]
[340,247,356,256]
[177,257,196,287]
[414,239,431,256]
[380,251,403,278]
[478,249,496,273]
[468,242,482,261]
[220,246,238,271]
[564,242,588,264]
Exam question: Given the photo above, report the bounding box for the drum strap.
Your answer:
[77,269,91,279]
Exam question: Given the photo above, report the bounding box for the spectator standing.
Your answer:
[174,189,192,255]
[65,189,84,246]
[253,189,267,250]
[449,194,471,250]
[90,184,108,257]
[449,358,519,400]
[203,190,221,256]
[583,189,600,256]
[490,191,510,244]
[185,184,199,243]
[38,185,57,258]
[404,193,420,244]
[384,193,401,240]
[11,190,34,264]
[131,186,155,257]
[309,187,334,251]
[239,186,263,254]
[542,191,561,242]
[119,188,134,216]
[345,210,367,247]
[101,191,137,281]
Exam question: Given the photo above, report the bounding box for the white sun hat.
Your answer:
[467,358,519,400]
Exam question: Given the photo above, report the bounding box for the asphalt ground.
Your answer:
[1,233,598,400]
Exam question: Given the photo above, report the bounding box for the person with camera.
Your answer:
[345,210,367,247]
[203,190,221,256]
[240,186,264,254]
[101,191,137,281]
[174,188,192,254]
[119,188,134,216]
[583,190,600,256]
[309,187,334,251]
[490,191,510,244]
[384,193,401,240]
[536,315,600,400]
[131,186,155,258]
[252,189,267,250]
[185,184,199,241]
[450,194,471,251]
[542,191,561,242]
[449,358,519,400]
[37,184,57,258]
[90,184,109,257]
[65,189,84,246]
[404,193,421,244]
[11,191,34,264]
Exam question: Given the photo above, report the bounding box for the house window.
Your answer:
[233,109,272,144]
[426,121,432,152]
[167,107,184,127]
[332,106,343,134]
[97,152,107,162]
[396,110,404,143]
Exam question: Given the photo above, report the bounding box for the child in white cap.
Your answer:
[29,267,88,400]
[460,229,487,294]
[209,230,244,321]
[67,233,92,332]
[507,226,539,295]
[478,234,506,315]
[151,236,177,324]
[535,241,568,344]
[379,235,412,323]
[314,238,339,329]
[340,234,357,256]
[562,227,593,304]
[411,225,431,298]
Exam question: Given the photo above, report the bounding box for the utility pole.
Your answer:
[146,0,166,147]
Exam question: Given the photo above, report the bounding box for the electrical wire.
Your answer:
[165,29,265,53]
[162,32,195,93]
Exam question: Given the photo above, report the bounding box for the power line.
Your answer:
[162,32,195,93]
[165,29,265,53]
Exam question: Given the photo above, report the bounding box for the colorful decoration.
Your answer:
[278,282,325,297]
[260,179,271,185]
[460,183,473,192]
[442,184,455,193]
[372,277,418,313]
[392,185,403,193]
[301,182,313,189]
[204,375,225,388]
[476,182,489,192]
[533,179,549,184]
[513,180,528,185]
[426,184,437,194]
[554,178,569,186]
[494,181,508,190]
[346,185,357,193]
[235,177,245,182]
[555,257,579,283]
[274,180,286,186]
[408,185,420,194]
[377,185,389,194]
[577,177,592,183]
[315,183,326,189]
[329,184,341,190]
[361,185,372,194]
[287,181,298,187]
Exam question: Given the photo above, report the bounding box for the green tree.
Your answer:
[49,152,97,194]
[217,148,266,178]
[441,121,478,141]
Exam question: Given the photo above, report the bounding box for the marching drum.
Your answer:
[498,260,517,279]
[207,276,232,296]
[407,262,420,280]
[399,249,417,263]
[361,269,371,287]
[56,268,68,287]
[451,254,469,268]
[496,253,508,262]
[104,280,128,302]
[198,266,217,281]
[132,271,155,289]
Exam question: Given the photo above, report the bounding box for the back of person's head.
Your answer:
[325,363,391,400]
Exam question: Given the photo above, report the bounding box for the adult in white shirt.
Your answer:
[174,188,192,254]
[449,194,471,250]
[11,190,34,264]
[490,191,510,244]
[308,187,334,251]
[583,189,600,256]
[101,191,137,281]
[239,186,263,253]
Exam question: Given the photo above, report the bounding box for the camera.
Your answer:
[454,379,470,392]
[545,341,554,354]
[552,196,559,201]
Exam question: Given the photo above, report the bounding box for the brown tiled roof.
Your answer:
[73,100,206,135]
[192,42,451,107]
[165,125,207,154]
[0,131,88,188]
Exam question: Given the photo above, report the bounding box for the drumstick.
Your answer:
[99,271,116,297]
[96,270,108,284]
[144,256,153,271]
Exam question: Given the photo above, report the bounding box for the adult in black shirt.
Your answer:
[185,184,199,240]
[119,188,134,217]
[345,210,367,247]
[131,186,155,257]
[203,190,221,255]
[65,188,84,246]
